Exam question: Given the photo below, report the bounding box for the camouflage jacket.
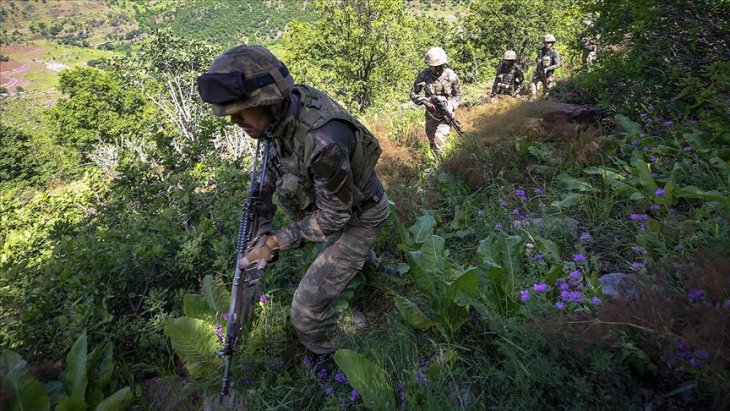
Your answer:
[410,67,461,113]
[257,85,384,251]
[536,47,561,74]
[491,63,524,95]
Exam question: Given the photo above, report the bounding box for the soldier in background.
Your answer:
[490,50,524,98]
[529,34,561,98]
[197,45,390,355]
[410,47,461,153]
[580,36,598,67]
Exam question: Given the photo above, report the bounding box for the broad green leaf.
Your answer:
[94,387,132,411]
[675,186,730,206]
[615,114,641,138]
[408,235,447,298]
[0,351,50,411]
[86,342,114,408]
[545,264,565,286]
[201,275,230,315]
[534,237,561,262]
[629,192,646,201]
[663,164,680,207]
[56,396,87,411]
[448,268,480,303]
[477,233,524,279]
[164,317,219,378]
[64,330,88,401]
[393,294,432,330]
[634,158,658,194]
[550,193,584,209]
[584,166,626,181]
[183,293,216,321]
[408,214,436,243]
[556,173,595,192]
[333,350,395,410]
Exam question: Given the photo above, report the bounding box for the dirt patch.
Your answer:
[0,44,47,91]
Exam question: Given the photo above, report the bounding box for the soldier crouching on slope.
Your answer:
[410,47,461,153]
[490,50,525,99]
[197,45,392,355]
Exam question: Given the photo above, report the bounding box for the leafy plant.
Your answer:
[0,331,132,411]
[393,213,483,336]
[333,349,395,410]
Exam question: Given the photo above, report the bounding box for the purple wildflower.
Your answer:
[398,383,407,409]
[640,113,647,118]
[655,188,666,196]
[555,301,565,310]
[259,293,269,304]
[663,120,674,126]
[324,384,334,397]
[676,340,688,351]
[643,145,652,152]
[630,262,645,271]
[534,187,544,194]
[499,200,508,208]
[350,389,360,402]
[688,118,698,125]
[723,299,730,309]
[415,370,427,384]
[223,313,230,322]
[215,323,223,345]
[533,283,549,292]
[334,372,348,384]
[694,350,710,360]
[630,213,649,222]
[579,232,593,243]
[518,214,527,221]
[631,140,639,147]
[520,289,530,302]
[639,132,646,137]
[559,281,570,291]
[532,254,544,262]
[512,208,520,215]
[573,254,586,263]
[591,296,601,305]
[494,223,503,230]
[687,288,704,300]
[515,188,527,200]
[631,246,647,255]
[303,354,314,368]
[650,204,661,211]
[651,172,659,178]
[687,356,701,368]
[317,367,328,379]
[569,270,582,280]
[648,104,655,110]
[650,157,658,163]
[675,243,684,251]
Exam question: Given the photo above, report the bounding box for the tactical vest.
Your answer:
[273,85,382,221]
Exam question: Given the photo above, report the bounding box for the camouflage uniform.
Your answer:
[254,85,389,354]
[410,68,461,152]
[530,47,561,96]
[491,63,525,96]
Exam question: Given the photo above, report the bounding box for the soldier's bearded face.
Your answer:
[429,65,444,76]
[230,106,271,137]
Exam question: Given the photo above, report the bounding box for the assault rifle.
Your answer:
[416,81,464,137]
[429,95,464,137]
[534,54,551,95]
[220,139,271,397]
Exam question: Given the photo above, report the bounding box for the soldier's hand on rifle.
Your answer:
[423,101,436,113]
[239,234,279,270]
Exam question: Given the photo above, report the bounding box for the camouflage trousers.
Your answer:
[289,193,389,354]
[529,73,556,97]
[425,115,451,153]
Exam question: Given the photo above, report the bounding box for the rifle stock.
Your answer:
[430,96,464,137]
[220,139,270,397]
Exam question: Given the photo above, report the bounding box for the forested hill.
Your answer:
[1,0,729,410]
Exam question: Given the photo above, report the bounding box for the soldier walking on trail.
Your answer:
[410,47,461,153]
[529,34,561,98]
[197,45,391,355]
[490,50,524,98]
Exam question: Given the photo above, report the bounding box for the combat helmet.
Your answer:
[543,34,556,43]
[197,45,294,116]
[425,47,448,66]
[503,50,517,60]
